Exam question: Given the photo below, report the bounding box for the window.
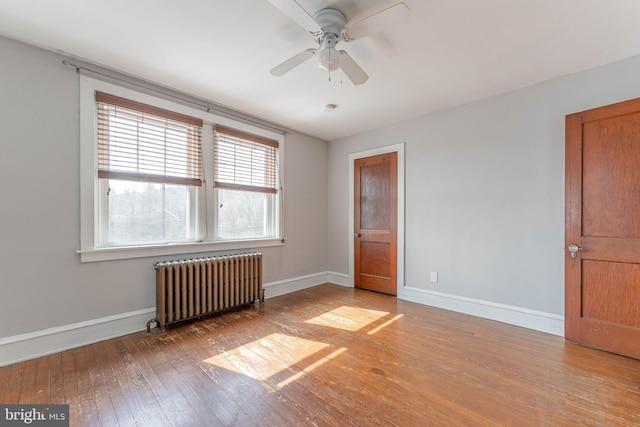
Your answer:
[213,125,279,240]
[96,91,203,246]
[79,76,284,262]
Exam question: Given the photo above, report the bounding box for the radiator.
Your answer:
[152,253,264,331]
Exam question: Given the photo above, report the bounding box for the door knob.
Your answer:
[568,244,581,258]
[355,233,362,238]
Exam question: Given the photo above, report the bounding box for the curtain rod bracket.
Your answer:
[62,59,80,73]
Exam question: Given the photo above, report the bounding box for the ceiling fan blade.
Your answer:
[344,2,410,41]
[270,49,316,76]
[338,50,369,85]
[267,0,321,35]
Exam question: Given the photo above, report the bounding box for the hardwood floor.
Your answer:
[2,284,640,426]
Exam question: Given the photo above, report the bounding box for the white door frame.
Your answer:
[349,143,405,293]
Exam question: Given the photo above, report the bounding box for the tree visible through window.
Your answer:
[107,181,191,243]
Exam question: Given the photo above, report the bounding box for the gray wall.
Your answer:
[0,36,328,339]
[4,29,640,344]
[328,54,640,316]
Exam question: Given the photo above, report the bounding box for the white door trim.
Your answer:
[349,143,405,293]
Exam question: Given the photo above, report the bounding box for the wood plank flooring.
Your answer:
[2,284,640,426]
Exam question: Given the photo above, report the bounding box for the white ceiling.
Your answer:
[1,0,640,141]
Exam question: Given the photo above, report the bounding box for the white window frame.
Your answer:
[78,76,284,262]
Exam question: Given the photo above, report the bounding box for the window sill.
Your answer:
[77,238,284,263]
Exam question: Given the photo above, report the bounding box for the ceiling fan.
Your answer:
[267,0,410,85]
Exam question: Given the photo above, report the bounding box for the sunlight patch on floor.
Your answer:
[305,305,390,331]
[276,347,347,389]
[367,314,404,335]
[204,333,331,388]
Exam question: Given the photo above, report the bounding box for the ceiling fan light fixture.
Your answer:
[317,46,340,71]
[317,35,340,72]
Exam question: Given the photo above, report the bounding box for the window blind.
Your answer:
[96,91,204,186]
[213,125,279,194]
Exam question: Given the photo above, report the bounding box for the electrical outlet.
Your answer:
[430,272,438,283]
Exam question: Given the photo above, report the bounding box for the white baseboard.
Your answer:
[399,286,564,336]
[327,271,352,287]
[0,275,564,367]
[264,272,331,298]
[0,271,339,367]
[263,271,353,299]
[0,308,155,367]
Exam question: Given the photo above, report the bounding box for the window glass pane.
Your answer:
[106,180,190,244]
[217,189,271,239]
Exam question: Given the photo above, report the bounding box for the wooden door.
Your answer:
[354,152,397,295]
[565,97,640,359]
